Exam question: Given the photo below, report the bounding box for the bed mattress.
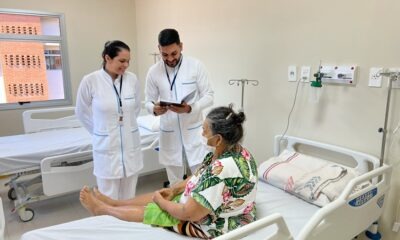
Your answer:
[21,181,319,239]
[0,127,158,175]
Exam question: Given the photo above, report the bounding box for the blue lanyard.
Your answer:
[164,56,183,91]
[112,75,123,108]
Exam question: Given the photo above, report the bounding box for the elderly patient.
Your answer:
[80,105,258,239]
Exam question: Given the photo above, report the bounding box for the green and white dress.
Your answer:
[178,146,258,238]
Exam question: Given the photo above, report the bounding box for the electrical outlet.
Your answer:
[301,66,311,82]
[368,67,383,87]
[288,65,297,82]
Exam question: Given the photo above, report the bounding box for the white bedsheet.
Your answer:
[21,181,318,240]
[0,126,158,175]
[255,181,319,238]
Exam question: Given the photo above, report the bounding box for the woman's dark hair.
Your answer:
[206,104,246,146]
[158,28,180,47]
[102,40,130,67]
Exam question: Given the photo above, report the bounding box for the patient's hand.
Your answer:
[152,190,166,207]
[158,188,174,201]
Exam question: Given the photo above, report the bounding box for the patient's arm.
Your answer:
[153,191,210,222]
[159,177,191,200]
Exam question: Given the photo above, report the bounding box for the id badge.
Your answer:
[118,113,124,126]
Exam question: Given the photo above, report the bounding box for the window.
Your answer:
[0,9,71,110]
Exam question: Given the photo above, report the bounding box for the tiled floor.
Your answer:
[0,171,168,240]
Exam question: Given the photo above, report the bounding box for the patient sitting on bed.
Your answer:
[80,105,258,239]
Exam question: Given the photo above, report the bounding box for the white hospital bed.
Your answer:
[0,197,4,240]
[0,107,162,222]
[20,135,392,240]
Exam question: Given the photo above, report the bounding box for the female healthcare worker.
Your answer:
[76,40,143,200]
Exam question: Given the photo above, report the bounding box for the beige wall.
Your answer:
[134,0,400,238]
[0,0,137,136]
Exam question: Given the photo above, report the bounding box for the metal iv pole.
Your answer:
[378,70,400,166]
[149,52,160,63]
[229,79,259,110]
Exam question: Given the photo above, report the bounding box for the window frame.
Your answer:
[0,8,72,110]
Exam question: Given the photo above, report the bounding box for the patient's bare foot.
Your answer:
[93,187,116,206]
[80,186,107,215]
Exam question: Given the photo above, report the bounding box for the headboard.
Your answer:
[22,107,82,134]
[274,135,380,175]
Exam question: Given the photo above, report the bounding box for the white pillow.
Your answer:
[137,115,160,132]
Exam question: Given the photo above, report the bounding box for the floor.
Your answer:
[0,171,168,240]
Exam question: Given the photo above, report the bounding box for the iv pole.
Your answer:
[149,52,160,63]
[378,70,400,166]
[229,79,259,110]
[366,70,399,240]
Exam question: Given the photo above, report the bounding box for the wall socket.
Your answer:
[368,67,383,87]
[300,66,311,82]
[288,65,297,82]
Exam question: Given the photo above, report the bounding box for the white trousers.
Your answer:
[165,164,200,186]
[96,174,139,200]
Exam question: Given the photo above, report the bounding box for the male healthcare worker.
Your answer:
[145,29,214,186]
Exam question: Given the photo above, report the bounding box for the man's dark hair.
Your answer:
[158,28,180,46]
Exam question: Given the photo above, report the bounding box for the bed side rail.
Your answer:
[40,150,96,196]
[23,107,81,133]
[213,213,293,240]
[296,164,392,240]
[0,197,5,240]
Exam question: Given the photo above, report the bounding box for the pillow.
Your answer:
[137,114,160,132]
[258,150,359,207]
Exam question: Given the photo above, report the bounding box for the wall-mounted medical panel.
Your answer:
[319,65,357,85]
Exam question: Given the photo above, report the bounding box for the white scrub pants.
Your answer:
[96,174,138,200]
[166,164,200,186]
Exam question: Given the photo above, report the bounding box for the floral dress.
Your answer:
[180,146,258,238]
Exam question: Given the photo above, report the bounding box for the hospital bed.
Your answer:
[0,107,162,222]
[0,197,4,240]
[20,135,392,240]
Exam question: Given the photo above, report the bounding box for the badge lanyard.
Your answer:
[164,56,183,93]
[112,75,123,125]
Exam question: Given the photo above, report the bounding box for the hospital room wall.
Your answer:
[134,0,400,238]
[0,0,138,136]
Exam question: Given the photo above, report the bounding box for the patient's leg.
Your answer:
[93,187,154,207]
[80,186,145,222]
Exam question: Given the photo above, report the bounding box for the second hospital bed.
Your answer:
[0,107,162,222]
[20,135,392,240]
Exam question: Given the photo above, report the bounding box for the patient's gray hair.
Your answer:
[206,104,246,146]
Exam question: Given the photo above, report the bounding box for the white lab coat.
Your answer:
[145,56,214,167]
[76,69,143,179]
